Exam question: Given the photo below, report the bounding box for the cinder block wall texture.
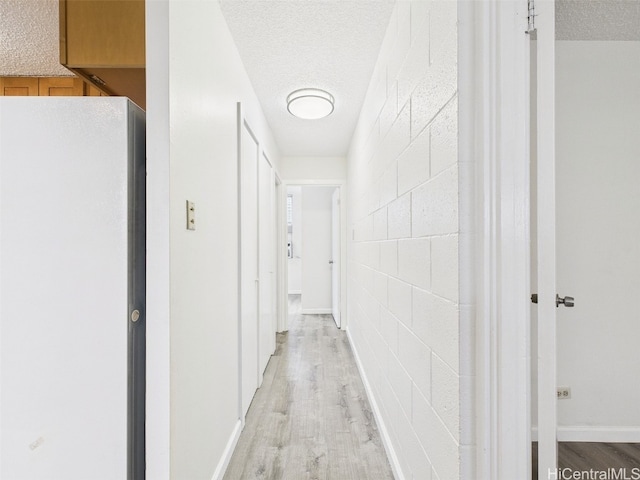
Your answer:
[346,2,468,479]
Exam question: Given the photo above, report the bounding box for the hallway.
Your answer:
[223,296,394,479]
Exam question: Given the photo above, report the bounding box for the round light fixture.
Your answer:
[286,88,335,120]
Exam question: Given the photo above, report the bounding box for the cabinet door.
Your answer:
[38,77,85,96]
[0,77,39,96]
[86,83,107,97]
[60,0,145,67]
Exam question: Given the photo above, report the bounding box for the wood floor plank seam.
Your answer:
[223,296,394,480]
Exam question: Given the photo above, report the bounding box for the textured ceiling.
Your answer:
[0,0,72,76]
[556,0,640,41]
[7,0,635,154]
[219,0,395,157]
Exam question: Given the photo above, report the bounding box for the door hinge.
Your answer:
[526,0,536,34]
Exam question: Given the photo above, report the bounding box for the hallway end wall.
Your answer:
[280,156,346,182]
[346,1,465,479]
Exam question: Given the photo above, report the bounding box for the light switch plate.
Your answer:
[186,201,195,230]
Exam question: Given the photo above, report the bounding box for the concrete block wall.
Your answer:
[346,1,464,479]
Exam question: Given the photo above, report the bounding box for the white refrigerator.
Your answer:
[0,97,146,480]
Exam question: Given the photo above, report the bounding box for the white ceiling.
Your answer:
[4,0,637,155]
[219,0,395,157]
[556,0,640,41]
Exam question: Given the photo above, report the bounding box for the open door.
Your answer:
[331,188,341,328]
[534,0,558,475]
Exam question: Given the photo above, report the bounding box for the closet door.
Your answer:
[239,109,260,420]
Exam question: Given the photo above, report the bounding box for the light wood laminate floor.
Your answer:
[532,442,640,478]
[223,295,394,480]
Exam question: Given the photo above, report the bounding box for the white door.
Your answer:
[331,188,341,328]
[534,1,558,475]
[240,117,259,419]
[272,177,281,336]
[535,5,640,476]
[258,153,274,381]
[300,187,333,314]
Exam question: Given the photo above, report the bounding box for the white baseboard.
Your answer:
[288,290,301,295]
[211,419,242,480]
[346,328,406,480]
[531,425,640,442]
[301,308,332,315]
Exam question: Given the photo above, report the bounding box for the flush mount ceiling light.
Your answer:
[286,88,335,120]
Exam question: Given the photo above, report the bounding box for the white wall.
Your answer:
[346,1,463,479]
[146,1,281,478]
[554,41,640,439]
[301,186,335,313]
[280,156,346,181]
[287,186,302,294]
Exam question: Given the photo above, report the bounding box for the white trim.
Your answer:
[531,426,640,443]
[210,420,243,480]
[236,102,244,423]
[145,1,171,478]
[300,308,332,315]
[287,290,302,295]
[459,1,532,478]
[346,329,406,480]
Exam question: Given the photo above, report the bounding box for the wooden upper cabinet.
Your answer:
[59,0,145,109]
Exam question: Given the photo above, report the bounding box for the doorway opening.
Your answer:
[531,3,640,477]
[284,183,344,330]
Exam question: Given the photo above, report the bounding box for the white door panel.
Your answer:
[535,1,558,474]
[240,117,259,419]
[331,188,341,328]
[258,154,274,379]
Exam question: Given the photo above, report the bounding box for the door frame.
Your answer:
[459,0,533,478]
[281,180,346,331]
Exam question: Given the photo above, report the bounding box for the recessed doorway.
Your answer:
[285,184,343,329]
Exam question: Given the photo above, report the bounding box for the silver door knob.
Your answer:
[556,294,575,307]
[329,260,334,264]
[530,293,575,307]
